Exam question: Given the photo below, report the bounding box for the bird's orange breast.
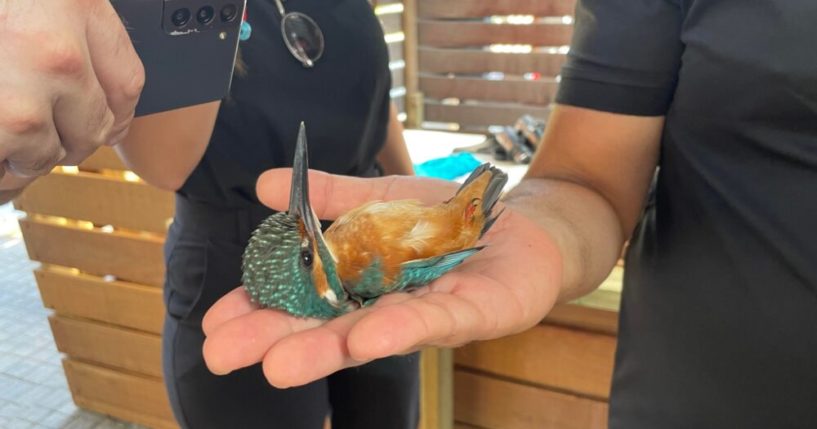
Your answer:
[324,175,491,286]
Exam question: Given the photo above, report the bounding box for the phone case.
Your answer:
[110,0,246,116]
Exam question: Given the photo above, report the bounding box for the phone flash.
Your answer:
[219,31,227,40]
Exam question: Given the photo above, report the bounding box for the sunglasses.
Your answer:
[273,0,324,68]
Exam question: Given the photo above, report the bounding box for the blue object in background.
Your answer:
[414,152,483,180]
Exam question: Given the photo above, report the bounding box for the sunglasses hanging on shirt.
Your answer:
[273,0,325,67]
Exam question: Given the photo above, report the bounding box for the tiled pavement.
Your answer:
[0,203,147,429]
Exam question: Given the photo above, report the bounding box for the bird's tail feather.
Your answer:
[457,164,508,237]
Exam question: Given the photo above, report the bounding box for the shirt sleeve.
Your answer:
[556,0,685,116]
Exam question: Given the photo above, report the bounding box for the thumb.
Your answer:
[256,169,458,220]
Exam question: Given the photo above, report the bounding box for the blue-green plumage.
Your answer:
[242,212,349,319]
[348,247,483,301]
[395,247,483,289]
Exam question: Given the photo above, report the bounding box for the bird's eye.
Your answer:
[301,249,313,268]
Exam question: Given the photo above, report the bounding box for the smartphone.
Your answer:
[110,0,246,116]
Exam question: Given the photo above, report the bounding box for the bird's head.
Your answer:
[242,123,356,319]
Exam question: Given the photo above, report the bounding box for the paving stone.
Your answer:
[61,412,104,429]
[38,411,76,429]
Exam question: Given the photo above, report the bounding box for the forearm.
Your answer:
[503,177,625,302]
[115,102,220,191]
[502,105,663,302]
[376,103,414,176]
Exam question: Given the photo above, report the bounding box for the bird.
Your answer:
[241,122,508,319]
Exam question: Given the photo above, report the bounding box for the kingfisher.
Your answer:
[241,123,508,319]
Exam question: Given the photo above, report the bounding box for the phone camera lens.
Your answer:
[197,6,215,25]
[171,8,191,27]
[220,4,238,22]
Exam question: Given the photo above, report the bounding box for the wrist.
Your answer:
[504,178,622,302]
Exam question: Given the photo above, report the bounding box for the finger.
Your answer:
[0,165,35,203]
[59,146,97,167]
[2,128,65,178]
[346,268,541,361]
[202,309,323,376]
[0,170,37,192]
[258,293,415,387]
[202,287,260,336]
[345,284,484,361]
[202,290,413,384]
[29,15,118,157]
[85,0,144,144]
[0,89,64,178]
[261,308,374,388]
[52,50,116,157]
[256,169,458,219]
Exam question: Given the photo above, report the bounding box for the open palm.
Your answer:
[201,169,563,388]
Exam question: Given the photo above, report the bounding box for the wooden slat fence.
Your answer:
[415,0,577,131]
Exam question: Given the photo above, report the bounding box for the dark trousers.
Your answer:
[162,195,420,429]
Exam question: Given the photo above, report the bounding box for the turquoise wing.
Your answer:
[393,247,484,292]
[346,259,385,300]
[346,247,483,307]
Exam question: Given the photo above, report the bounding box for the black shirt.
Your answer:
[558,0,817,427]
[180,0,391,207]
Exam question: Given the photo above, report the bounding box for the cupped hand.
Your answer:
[0,0,144,180]
[202,169,563,388]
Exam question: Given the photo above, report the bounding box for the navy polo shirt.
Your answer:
[558,0,817,427]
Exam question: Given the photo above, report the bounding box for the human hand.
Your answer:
[202,170,564,388]
[0,0,144,179]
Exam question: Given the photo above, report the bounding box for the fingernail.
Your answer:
[209,366,232,376]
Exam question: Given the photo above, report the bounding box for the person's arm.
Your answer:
[375,103,414,176]
[114,102,220,191]
[0,0,144,204]
[505,104,662,302]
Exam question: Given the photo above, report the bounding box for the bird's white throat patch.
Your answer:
[322,289,339,304]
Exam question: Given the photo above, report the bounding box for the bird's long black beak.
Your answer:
[288,122,322,240]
